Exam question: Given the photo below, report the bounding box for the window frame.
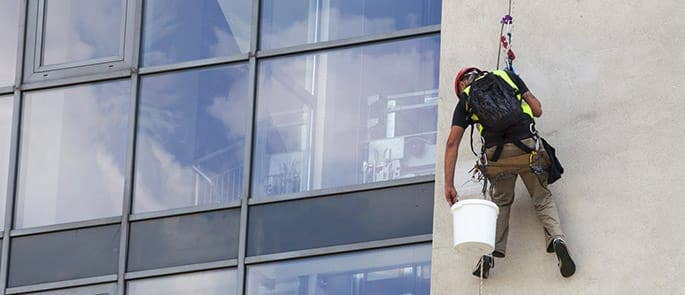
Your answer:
[22,0,137,83]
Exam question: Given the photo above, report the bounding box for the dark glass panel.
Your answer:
[128,209,240,271]
[247,182,433,256]
[8,225,120,287]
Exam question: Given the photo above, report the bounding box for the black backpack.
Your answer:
[466,72,526,133]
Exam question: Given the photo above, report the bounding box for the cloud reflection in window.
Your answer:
[15,80,130,228]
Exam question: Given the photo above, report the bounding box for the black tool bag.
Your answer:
[541,137,564,184]
[467,72,526,133]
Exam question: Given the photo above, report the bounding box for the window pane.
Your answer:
[41,0,124,66]
[16,80,130,228]
[8,225,120,287]
[0,96,12,231]
[127,209,240,272]
[253,36,439,199]
[260,0,441,50]
[248,182,433,256]
[142,0,252,67]
[127,269,237,295]
[0,0,19,85]
[247,243,432,295]
[134,64,249,213]
[23,283,117,295]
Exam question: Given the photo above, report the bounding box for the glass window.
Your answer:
[127,209,240,272]
[0,96,13,231]
[260,0,441,50]
[248,182,433,256]
[253,36,439,199]
[142,0,252,67]
[40,0,124,66]
[22,283,117,295]
[127,269,237,295]
[247,243,432,295]
[15,80,130,229]
[134,64,249,214]
[0,0,19,85]
[8,225,120,287]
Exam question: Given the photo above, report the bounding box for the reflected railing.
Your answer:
[192,166,242,206]
[191,143,244,205]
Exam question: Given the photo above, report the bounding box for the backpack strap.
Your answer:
[469,123,479,158]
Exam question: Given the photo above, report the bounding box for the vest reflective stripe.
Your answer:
[463,70,534,133]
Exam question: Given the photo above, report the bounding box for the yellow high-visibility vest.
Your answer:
[463,70,534,133]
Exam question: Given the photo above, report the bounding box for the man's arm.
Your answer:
[444,126,465,205]
[522,91,543,117]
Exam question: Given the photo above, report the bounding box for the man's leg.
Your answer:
[490,173,517,258]
[519,171,565,249]
[471,172,516,278]
[520,170,575,277]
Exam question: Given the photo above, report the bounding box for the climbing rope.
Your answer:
[496,0,516,73]
[479,257,484,295]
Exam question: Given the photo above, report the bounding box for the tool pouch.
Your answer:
[484,151,549,180]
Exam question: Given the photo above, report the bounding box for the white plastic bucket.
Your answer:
[451,199,500,255]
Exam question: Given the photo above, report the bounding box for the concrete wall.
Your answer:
[431,1,685,294]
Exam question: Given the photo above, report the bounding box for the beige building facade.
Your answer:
[432,0,685,294]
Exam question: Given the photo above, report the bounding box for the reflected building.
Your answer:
[0,0,441,294]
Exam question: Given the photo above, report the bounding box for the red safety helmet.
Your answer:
[454,66,480,98]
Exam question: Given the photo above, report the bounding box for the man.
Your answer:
[444,67,575,278]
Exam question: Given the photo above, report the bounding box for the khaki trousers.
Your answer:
[485,138,565,257]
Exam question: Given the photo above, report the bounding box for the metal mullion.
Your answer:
[10,216,122,238]
[138,54,250,76]
[116,73,139,295]
[237,57,257,295]
[1,0,30,293]
[256,25,441,59]
[128,201,241,222]
[0,91,22,295]
[249,0,261,54]
[4,274,118,295]
[117,0,144,293]
[238,0,262,291]
[248,175,436,206]
[244,234,433,265]
[124,259,238,281]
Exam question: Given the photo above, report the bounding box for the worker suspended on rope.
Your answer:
[444,66,575,279]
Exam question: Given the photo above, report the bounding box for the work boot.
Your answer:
[552,238,576,277]
[472,255,494,279]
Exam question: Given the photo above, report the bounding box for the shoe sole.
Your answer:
[555,242,576,277]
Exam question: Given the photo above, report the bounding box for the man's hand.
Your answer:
[445,185,458,206]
